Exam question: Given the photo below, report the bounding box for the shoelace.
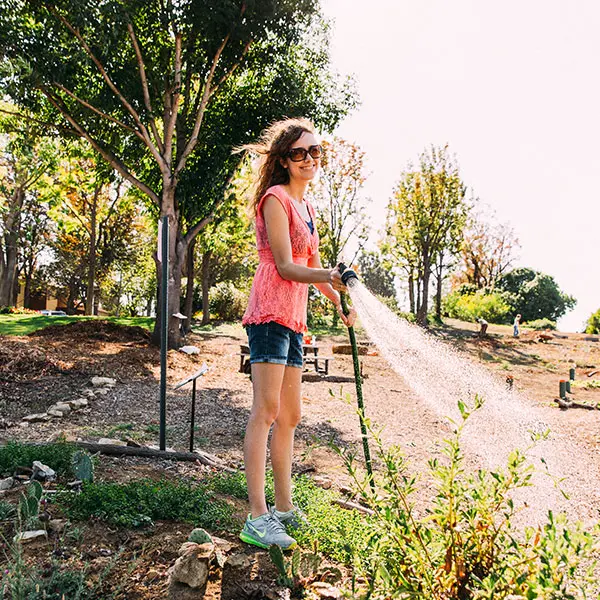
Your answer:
[265,513,286,534]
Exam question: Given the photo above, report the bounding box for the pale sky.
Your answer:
[321,0,600,332]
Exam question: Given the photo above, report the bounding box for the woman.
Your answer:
[239,118,357,550]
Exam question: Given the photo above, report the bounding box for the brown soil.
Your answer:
[1,318,599,598]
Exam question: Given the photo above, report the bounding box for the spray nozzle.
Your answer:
[338,262,359,286]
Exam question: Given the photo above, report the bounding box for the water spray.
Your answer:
[338,263,375,491]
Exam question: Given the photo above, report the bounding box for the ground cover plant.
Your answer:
[0,315,154,336]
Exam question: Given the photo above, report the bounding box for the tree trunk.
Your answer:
[201,250,212,326]
[85,188,99,316]
[417,263,431,327]
[183,237,196,333]
[435,271,443,321]
[152,185,186,348]
[408,273,415,315]
[0,188,24,307]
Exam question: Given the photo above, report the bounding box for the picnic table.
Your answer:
[238,342,335,375]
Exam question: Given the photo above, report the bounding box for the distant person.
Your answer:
[476,317,488,337]
[513,314,522,338]
[239,118,356,550]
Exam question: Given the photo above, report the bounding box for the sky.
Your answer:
[320,0,600,332]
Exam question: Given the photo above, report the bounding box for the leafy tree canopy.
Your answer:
[357,250,395,298]
[496,267,576,323]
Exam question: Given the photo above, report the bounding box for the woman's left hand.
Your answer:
[336,304,357,328]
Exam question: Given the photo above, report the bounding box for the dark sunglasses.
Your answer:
[286,144,322,162]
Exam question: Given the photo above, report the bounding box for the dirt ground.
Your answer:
[1,318,600,597]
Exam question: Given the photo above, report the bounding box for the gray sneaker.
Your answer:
[240,512,297,550]
[270,506,309,530]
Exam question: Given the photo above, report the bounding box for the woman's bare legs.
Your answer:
[244,362,285,519]
[271,365,302,512]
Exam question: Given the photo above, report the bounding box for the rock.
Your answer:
[48,519,68,534]
[313,475,332,490]
[309,582,343,599]
[32,461,56,482]
[211,535,235,553]
[95,388,110,396]
[67,398,89,409]
[22,413,51,423]
[0,477,15,490]
[47,430,77,443]
[47,408,66,418]
[98,438,127,446]
[169,542,214,589]
[82,389,96,398]
[146,568,161,581]
[179,345,201,355]
[91,376,116,387]
[14,530,47,543]
[66,480,83,490]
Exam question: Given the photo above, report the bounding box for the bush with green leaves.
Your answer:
[443,289,512,324]
[586,308,600,334]
[58,479,235,530]
[208,281,248,321]
[341,400,599,599]
[527,318,557,331]
[0,442,77,478]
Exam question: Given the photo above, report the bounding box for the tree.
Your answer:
[455,205,520,290]
[0,1,355,345]
[586,308,600,335]
[357,250,396,298]
[309,137,370,268]
[0,114,57,306]
[383,145,468,325]
[496,267,576,323]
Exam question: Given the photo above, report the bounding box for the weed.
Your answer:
[0,499,15,520]
[58,479,235,530]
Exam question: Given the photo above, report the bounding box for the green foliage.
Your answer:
[585,307,600,334]
[59,479,235,530]
[0,441,76,478]
[0,499,16,520]
[208,282,248,321]
[72,450,94,483]
[358,251,396,298]
[342,402,599,599]
[188,528,213,545]
[497,267,576,322]
[443,289,512,323]
[206,470,275,505]
[527,318,557,331]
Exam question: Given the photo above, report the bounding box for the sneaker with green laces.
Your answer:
[240,512,297,550]
[270,505,309,530]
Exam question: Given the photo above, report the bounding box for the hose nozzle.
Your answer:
[338,262,359,286]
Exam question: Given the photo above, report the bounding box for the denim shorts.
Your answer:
[246,321,304,368]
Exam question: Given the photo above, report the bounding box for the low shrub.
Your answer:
[443,290,511,323]
[59,479,235,530]
[0,442,77,478]
[341,400,600,599]
[527,318,557,330]
[209,282,247,321]
[0,306,40,315]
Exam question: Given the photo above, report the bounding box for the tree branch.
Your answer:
[41,89,160,205]
[53,82,138,135]
[127,22,164,154]
[164,32,182,167]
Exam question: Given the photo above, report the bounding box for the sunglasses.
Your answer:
[286,144,322,162]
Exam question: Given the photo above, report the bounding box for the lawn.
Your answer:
[0,314,155,336]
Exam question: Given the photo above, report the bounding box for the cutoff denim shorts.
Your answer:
[246,321,304,368]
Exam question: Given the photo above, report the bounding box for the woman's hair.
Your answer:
[239,117,315,215]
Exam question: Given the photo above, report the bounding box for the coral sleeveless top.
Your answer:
[242,185,319,333]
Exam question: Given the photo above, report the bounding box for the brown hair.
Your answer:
[239,117,316,215]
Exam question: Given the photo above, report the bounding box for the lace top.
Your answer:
[242,185,320,333]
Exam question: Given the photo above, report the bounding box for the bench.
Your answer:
[238,346,335,375]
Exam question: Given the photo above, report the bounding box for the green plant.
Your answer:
[443,290,511,324]
[341,399,599,599]
[0,441,77,478]
[586,308,600,334]
[188,528,212,544]
[572,379,600,390]
[18,480,43,528]
[58,479,235,530]
[72,450,94,482]
[209,282,247,321]
[0,499,15,520]
[527,318,557,330]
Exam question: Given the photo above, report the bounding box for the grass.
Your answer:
[0,441,79,478]
[0,314,155,336]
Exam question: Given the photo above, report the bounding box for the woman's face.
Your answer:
[282,131,321,183]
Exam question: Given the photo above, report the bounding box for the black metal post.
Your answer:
[159,216,169,451]
[189,379,197,453]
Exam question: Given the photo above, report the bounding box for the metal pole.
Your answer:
[159,216,169,451]
[189,379,197,453]
[569,367,576,381]
[559,380,567,399]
